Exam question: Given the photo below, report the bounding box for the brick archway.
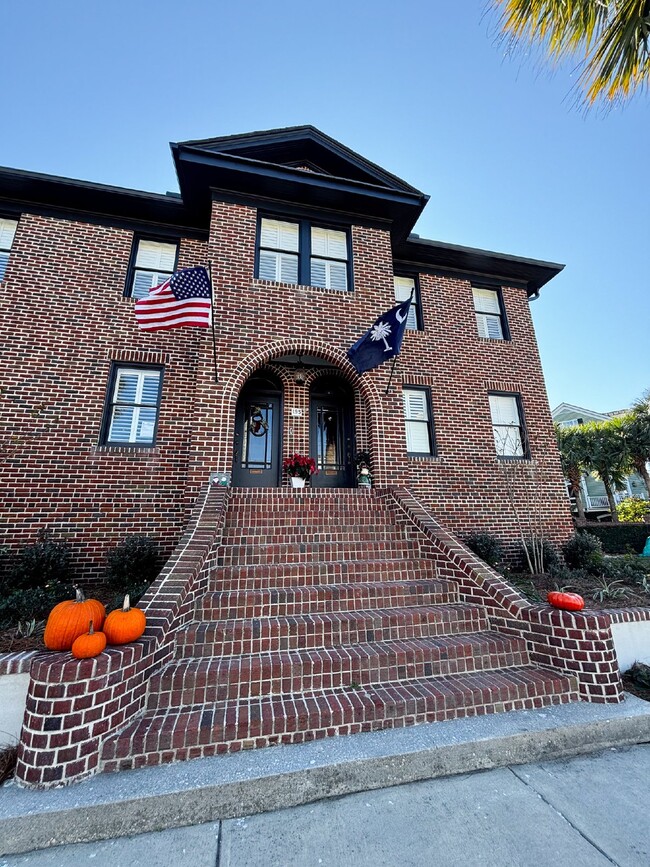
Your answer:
[217,340,388,485]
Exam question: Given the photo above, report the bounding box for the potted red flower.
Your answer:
[283,453,318,488]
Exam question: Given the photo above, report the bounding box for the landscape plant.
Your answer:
[463,532,505,568]
[105,535,160,602]
[616,496,650,523]
[562,531,604,573]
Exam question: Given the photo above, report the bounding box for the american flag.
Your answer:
[134,266,212,331]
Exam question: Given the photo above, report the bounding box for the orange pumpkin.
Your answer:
[71,621,107,659]
[44,586,106,651]
[547,591,585,611]
[103,594,146,645]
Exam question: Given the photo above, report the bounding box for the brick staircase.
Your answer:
[101,489,579,771]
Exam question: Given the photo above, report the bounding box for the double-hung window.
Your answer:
[489,393,526,457]
[127,238,178,300]
[472,285,508,340]
[257,217,350,291]
[394,275,421,330]
[101,366,163,446]
[0,217,18,282]
[403,387,435,456]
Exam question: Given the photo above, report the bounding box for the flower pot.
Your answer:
[290,476,305,489]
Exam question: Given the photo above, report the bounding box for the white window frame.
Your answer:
[103,366,163,446]
[0,217,19,282]
[403,387,435,456]
[472,286,508,340]
[488,393,526,458]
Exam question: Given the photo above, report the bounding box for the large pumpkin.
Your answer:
[547,591,585,611]
[71,621,107,659]
[44,587,106,651]
[103,594,146,645]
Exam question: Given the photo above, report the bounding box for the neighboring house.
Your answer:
[1,126,573,574]
[552,402,649,515]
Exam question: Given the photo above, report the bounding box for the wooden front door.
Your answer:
[232,376,282,487]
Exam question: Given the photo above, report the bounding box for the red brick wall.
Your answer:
[2,200,572,578]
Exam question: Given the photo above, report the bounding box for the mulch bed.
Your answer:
[510,570,650,610]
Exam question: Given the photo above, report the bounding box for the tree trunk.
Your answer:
[603,478,619,523]
[569,471,587,524]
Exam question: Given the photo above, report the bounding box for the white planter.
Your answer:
[290,476,305,488]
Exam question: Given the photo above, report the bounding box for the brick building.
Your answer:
[1,125,571,571]
[6,128,622,792]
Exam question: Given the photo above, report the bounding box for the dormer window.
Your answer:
[257,217,351,291]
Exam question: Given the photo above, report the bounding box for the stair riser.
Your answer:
[177,608,489,658]
[221,530,414,545]
[103,675,579,769]
[150,639,529,706]
[209,560,439,589]
[201,585,457,619]
[218,540,419,566]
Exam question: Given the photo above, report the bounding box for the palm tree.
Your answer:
[582,417,631,522]
[555,423,588,523]
[621,407,650,497]
[493,1,650,105]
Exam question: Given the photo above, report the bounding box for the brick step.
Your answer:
[153,632,528,707]
[217,539,418,566]
[200,579,458,619]
[220,527,413,546]
[229,488,371,499]
[176,604,489,658]
[223,511,398,530]
[209,558,438,589]
[101,667,579,771]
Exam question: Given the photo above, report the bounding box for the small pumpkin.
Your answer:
[44,586,106,651]
[547,591,585,611]
[103,594,146,645]
[71,621,107,659]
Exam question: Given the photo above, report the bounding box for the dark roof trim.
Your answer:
[177,125,423,195]
[395,235,564,295]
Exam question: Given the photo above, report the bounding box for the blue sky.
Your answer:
[4,1,648,412]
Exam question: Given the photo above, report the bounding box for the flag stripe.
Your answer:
[134,267,212,331]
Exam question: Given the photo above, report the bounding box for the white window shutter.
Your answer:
[0,252,9,282]
[259,251,279,281]
[132,270,160,299]
[403,389,432,454]
[489,395,519,426]
[310,259,327,288]
[473,287,500,314]
[407,422,431,454]
[0,218,18,250]
[476,313,503,340]
[279,253,299,284]
[394,276,415,302]
[311,227,348,261]
[135,240,177,272]
[327,261,348,291]
[260,219,299,252]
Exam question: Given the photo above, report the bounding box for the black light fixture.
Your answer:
[293,354,308,386]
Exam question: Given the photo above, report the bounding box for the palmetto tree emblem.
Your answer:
[370,320,392,352]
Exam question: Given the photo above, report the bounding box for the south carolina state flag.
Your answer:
[134,266,212,331]
[347,297,412,374]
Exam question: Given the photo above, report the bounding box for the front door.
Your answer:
[232,377,282,487]
[309,378,354,488]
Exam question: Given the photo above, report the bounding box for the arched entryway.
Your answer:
[309,375,355,488]
[232,371,283,487]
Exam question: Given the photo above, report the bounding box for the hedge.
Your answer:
[581,523,650,555]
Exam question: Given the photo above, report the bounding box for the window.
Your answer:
[101,366,163,446]
[126,238,178,299]
[489,393,526,457]
[472,286,508,340]
[0,217,18,282]
[403,387,435,456]
[394,275,422,330]
[257,217,351,291]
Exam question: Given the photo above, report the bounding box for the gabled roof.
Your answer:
[551,403,610,421]
[176,126,423,194]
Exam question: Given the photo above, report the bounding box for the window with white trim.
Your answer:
[472,286,508,340]
[127,239,178,299]
[489,393,525,457]
[394,275,421,330]
[102,366,163,446]
[257,217,351,291]
[403,387,435,456]
[0,217,18,282]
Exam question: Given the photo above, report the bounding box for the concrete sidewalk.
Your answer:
[2,744,649,866]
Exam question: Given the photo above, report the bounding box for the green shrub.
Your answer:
[616,497,650,523]
[601,554,650,584]
[0,584,73,630]
[562,532,604,573]
[582,524,649,555]
[463,532,504,568]
[105,535,160,599]
[2,531,72,593]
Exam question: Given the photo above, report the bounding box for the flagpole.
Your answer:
[206,262,218,384]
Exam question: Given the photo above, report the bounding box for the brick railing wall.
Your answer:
[388,488,623,703]
[14,484,230,788]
